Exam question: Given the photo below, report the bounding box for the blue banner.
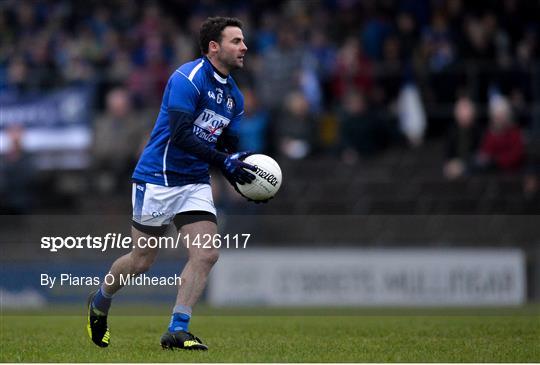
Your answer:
[0,87,94,169]
[0,87,94,129]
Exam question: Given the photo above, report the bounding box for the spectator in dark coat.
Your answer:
[444,96,481,179]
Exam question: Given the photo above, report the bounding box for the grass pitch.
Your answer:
[1,306,539,362]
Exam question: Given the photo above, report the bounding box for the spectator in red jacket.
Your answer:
[476,96,525,171]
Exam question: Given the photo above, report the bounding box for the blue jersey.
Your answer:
[133,57,244,186]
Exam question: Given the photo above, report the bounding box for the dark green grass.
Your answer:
[1,306,539,362]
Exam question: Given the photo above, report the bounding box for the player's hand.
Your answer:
[222,151,256,185]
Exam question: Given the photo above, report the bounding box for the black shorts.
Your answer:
[132,210,217,236]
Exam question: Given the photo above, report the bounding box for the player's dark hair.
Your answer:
[199,17,243,55]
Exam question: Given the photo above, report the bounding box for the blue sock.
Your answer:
[91,286,112,315]
[168,305,191,332]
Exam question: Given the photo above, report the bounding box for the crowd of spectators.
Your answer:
[1,0,539,206]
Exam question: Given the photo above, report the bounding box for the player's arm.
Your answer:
[167,73,254,184]
[168,110,254,185]
[169,110,227,165]
[216,127,239,154]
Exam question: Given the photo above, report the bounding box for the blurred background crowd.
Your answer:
[1,0,539,215]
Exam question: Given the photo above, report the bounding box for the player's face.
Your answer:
[216,26,247,71]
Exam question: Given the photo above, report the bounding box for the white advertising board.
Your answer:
[208,249,525,306]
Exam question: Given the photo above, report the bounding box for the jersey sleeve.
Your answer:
[167,71,199,114]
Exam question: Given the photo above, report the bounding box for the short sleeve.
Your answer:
[168,71,199,114]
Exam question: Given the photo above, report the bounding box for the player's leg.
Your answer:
[161,218,218,350]
[103,226,161,294]
[87,181,169,348]
[87,226,162,348]
[175,220,219,307]
[160,186,218,350]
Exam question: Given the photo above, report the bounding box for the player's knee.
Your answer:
[131,255,155,274]
[193,248,219,267]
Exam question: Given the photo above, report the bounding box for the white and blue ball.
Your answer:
[237,154,282,201]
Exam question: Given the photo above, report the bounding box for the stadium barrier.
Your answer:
[208,248,526,306]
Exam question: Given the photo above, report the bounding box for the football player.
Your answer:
[87,16,257,350]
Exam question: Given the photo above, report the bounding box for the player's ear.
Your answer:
[209,40,219,52]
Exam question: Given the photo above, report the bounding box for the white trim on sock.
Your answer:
[173,304,192,316]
